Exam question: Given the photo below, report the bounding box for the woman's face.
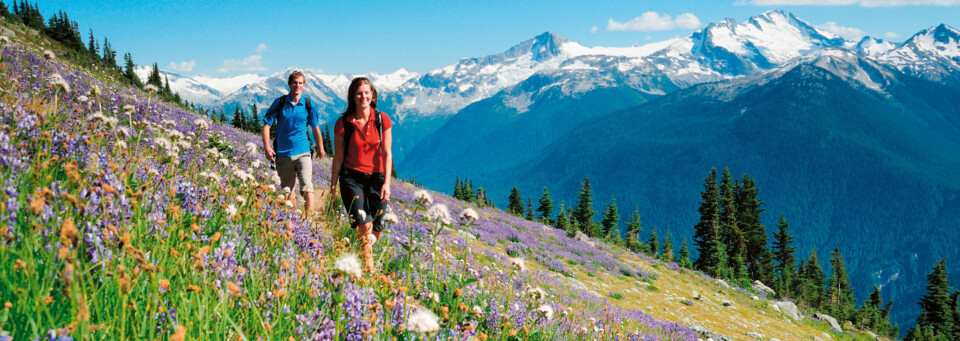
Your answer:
[355,84,373,110]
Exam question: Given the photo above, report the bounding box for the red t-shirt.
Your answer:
[335,112,393,174]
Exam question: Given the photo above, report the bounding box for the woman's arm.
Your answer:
[380,125,392,202]
[330,131,345,191]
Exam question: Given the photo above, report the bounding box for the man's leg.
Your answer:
[357,221,375,272]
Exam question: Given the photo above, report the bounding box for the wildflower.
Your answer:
[176,140,191,150]
[406,309,440,333]
[43,49,56,60]
[171,326,186,341]
[147,168,160,177]
[193,119,210,130]
[284,200,293,208]
[48,73,71,93]
[123,104,135,113]
[236,196,247,205]
[426,204,452,224]
[0,36,10,45]
[88,112,107,122]
[460,208,479,221]
[206,148,221,158]
[428,291,440,303]
[153,137,172,150]
[227,281,241,298]
[159,279,170,292]
[116,141,127,150]
[382,212,399,224]
[414,190,433,204]
[144,84,159,93]
[334,254,362,277]
[219,158,230,168]
[357,209,367,221]
[526,287,546,300]
[537,304,554,321]
[104,116,119,127]
[245,142,257,154]
[162,119,176,128]
[251,160,262,169]
[118,127,130,138]
[225,204,237,217]
[77,95,89,103]
[509,257,527,271]
[471,305,484,318]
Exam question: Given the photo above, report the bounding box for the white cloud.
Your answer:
[218,45,268,73]
[219,55,265,72]
[590,26,599,33]
[168,60,196,72]
[607,12,702,32]
[739,0,960,7]
[817,22,867,39]
[884,31,901,39]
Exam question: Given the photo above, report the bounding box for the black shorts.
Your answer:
[338,168,386,232]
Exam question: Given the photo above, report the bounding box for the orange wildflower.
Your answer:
[171,325,186,341]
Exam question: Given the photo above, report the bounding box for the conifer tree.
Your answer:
[232,104,244,129]
[507,187,524,217]
[102,37,117,69]
[474,186,485,207]
[693,168,724,275]
[906,259,957,340]
[678,237,692,269]
[123,52,143,88]
[600,197,619,239]
[251,103,261,132]
[624,207,643,253]
[453,177,463,200]
[525,198,534,221]
[464,180,475,204]
[827,247,856,321]
[554,200,569,232]
[660,229,674,263]
[218,108,227,124]
[719,168,747,271]
[736,174,774,283]
[798,249,826,308]
[536,186,553,224]
[772,215,796,298]
[572,175,597,237]
[732,252,750,287]
[147,62,163,87]
[87,29,99,59]
[323,125,332,155]
[647,227,659,257]
[163,76,172,96]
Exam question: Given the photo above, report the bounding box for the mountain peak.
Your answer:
[530,32,570,61]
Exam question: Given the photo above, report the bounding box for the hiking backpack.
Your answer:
[267,94,316,154]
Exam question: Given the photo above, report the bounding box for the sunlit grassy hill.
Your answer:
[0,21,889,340]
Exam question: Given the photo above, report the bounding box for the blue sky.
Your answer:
[31,0,960,77]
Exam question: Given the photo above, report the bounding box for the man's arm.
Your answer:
[262,124,275,162]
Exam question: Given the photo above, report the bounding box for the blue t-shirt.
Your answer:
[262,95,321,157]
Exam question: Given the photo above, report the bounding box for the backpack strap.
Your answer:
[270,95,287,152]
[341,111,384,158]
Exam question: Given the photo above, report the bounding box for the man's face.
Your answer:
[289,76,305,96]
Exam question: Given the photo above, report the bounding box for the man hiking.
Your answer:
[262,70,326,216]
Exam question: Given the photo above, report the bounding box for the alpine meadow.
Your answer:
[1,1,960,340]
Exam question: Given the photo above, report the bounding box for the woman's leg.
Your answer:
[357,221,375,272]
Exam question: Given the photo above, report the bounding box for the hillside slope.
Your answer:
[0,22,891,340]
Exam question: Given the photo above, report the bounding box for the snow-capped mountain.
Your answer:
[878,24,960,83]
[153,11,958,134]
[855,36,897,57]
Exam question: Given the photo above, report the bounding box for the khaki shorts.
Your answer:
[276,152,314,193]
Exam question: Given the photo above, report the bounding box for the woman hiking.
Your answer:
[330,77,393,273]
